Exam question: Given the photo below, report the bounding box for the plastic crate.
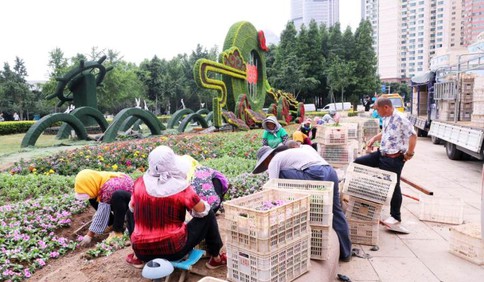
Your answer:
[263,179,333,226]
[315,125,348,145]
[340,122,359,139]
[198,277,228,282]
[227,234,311,282]
[319,144,355,164]
[224,189,310,253]
[343,163,397,205]
[419,195,464,225]
[449,223,483,265]
[311,225,330,260]
[348,218,379,246]
[345,196,383,221]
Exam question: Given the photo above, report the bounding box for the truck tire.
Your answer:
[417,128,428,137]
[446,142,463,160]
[431,135,441,145]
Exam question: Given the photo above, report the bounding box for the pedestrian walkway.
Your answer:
[334,137,484,281]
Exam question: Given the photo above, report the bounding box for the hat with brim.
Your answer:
[252,146,275,174]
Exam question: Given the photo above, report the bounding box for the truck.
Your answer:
[409,54,484,160]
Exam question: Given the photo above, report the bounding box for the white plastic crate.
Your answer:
[449,223,483,265]
[198,277,228,282]
[345,195,383,221]
[419,195,464,225]
[311,225,330,260]
[343,163,397,205]
[359,119,380,141]
[227,234,311,282]
[319,144,356,164]
[348,218,379,246]
[263,179,333,226]
[340,122,359,139]
[315,125,348,145]
[224,189,310,253]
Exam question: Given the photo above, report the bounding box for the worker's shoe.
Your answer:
[206,253,227,269]
[383,216,410,234]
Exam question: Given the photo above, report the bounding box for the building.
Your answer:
[363,0,446,82]
[291,0,340,30]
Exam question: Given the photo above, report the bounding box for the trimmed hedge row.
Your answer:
[0,116,172,135]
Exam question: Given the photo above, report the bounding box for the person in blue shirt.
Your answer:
[371,107,383,129]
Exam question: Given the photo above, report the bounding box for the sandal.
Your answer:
[126,253,144,269]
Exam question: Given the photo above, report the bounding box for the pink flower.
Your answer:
[36,258,46,267]
[50,251,59,258]
[24,269,31,278]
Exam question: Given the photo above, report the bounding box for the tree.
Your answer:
[326,56,356,107]
[0,58,33,119]
[138,56,165,113]
[352,20,379,101]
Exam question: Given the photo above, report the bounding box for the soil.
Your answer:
[29,208,228,282]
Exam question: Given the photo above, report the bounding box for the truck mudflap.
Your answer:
[409,115,428,130]
[429,121,484,153]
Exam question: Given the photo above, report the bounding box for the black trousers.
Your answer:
[89,190,133,233]
[135,210,223,262]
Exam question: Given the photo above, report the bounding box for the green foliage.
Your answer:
[225,172,268,200]
[0,173,74,203]
[201,156,255,178]
[0,121,35,135]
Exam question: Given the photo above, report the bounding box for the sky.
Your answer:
[0,0,361,81]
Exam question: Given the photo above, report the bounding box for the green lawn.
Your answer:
[0,134,94,170]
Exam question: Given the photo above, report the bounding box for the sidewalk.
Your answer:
[334,137,484,281]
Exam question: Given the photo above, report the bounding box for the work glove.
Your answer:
[79,234,92,247]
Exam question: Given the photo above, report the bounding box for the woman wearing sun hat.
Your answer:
[261,115,289,148]
[126,146,226,269]
[74,169,134,246]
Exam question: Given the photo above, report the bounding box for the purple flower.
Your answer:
[50,251,59,258]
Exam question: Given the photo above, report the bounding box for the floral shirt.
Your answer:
[380,110,416,154]
[190,166,227,210]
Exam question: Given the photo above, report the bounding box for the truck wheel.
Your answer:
[431,135,441,145]
[417,128,428,137]
[445,142,463,160]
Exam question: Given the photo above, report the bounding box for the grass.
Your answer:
[0,133,95,170]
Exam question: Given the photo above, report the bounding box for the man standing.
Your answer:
[252,142,352,262]
[354,97,417,233]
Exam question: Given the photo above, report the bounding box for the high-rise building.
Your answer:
[291,0,339,30]
[363,0,446,82]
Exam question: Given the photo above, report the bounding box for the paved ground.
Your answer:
[334,136,484,281]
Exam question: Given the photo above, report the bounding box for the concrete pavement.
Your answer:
[334,136,484,281]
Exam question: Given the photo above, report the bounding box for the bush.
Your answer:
[0,121,35,135]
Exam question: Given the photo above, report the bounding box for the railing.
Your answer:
[434,81,456,100]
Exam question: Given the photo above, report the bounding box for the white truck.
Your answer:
[410,54,484,160]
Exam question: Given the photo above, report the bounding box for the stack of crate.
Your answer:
[263,179,334,260]
[460,77,474,121]
[449,223,484,265]
[315,125,357,167]
[342,163,397,246]
[224,188,311,282]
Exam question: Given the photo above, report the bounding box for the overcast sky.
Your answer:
[0,0,361,81]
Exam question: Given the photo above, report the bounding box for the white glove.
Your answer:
[79,234,92,247]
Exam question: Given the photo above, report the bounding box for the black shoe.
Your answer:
[340,255,352,262]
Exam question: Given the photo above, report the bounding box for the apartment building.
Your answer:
[363,0,446,82]
[291,0,339,30]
